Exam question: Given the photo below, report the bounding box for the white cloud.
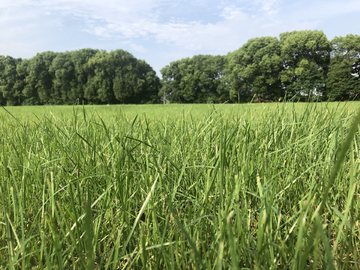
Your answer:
[129,43,147,53]
[287,0,360,21]
[2,0,359,49]
[220,6,244,20]
[256,0,280,16]
[1,0,359,73]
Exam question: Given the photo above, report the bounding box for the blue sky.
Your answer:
[1,0,359,76]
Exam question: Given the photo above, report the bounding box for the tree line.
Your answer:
[161,30,360,103]
[1,30,359,105]
[0,49,160,105]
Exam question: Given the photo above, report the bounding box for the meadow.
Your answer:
[0,102,360,269]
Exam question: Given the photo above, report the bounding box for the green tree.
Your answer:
[129,59,161,104]
[279,30,331,99]
[160,61,183,103]
[110,50,148,104]
[331,34,360,74]
[0,56,7,105]
[226,36,283,102]
[84,50,115,104]
[112,52,160,104]
[160,55,226,103]
[0,56,24,105]
[326,34,360,100]
[83,49,160,104]
[70,48,100,104]
[0,48,160,106]
[15,59,38,105]
[50,52,77,104]
[326,56,360,100]
[23,52,57,105]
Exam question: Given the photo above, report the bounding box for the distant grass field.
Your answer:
[1,101,360,124]
[0,102,360,269]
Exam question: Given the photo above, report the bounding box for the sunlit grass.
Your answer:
[1,101,360,124]
[0,102,359,269]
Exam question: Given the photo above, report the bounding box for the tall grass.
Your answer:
[1,102,360,123]
[0,102,359,269]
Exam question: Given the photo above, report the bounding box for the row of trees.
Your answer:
[0,49,160,105]
[161,31,360,103]
[1,30,359,105]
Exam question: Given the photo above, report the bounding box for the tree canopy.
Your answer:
[0,49,160,106]
[1,30,359,105]
[160,54,227,103]
[162,31,359,103]
[226,36,283,102]
[326,34,360,100]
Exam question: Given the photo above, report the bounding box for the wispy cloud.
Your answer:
[0,0,359,74]
[220,6,244,19]
[256,0,280,16]
[129,43,147,53]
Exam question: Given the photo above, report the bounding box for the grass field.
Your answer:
[1,101,360,124]
[0,102,360,269]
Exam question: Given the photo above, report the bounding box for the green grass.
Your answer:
[0,102,360,269]
[1,101,360,123]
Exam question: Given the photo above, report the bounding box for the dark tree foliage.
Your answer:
[162,30,358,103]
[226,36,283,102]
[326,34,360,100]
[326,56,360,100]
[279,30,331,100]
[0,56,24,105]
[1,31,359,105]
[160,55,227,103]
[0,49,160,105]
[70,48,100,104]
[108,50,160,104]
[22,51,57,105]
[50,52,77,104]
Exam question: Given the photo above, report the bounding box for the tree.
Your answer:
[279,30,331,99]
[0,56,24,105]
[23,52,57,105]
[0,56,7,105]
[326,56,360,100]
[160,55,227,103]
[0,48,160,106]
[83,49,160,104]
[331,34,360,74]
[130,59,161,104]
[50,52,77,104]
[110,50,149,104]
[70,48,100,104]
[83,50,115,104]
[226,36,283,102]
[326,34,360,100]
[160,61,183,103]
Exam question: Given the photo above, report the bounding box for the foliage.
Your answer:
[0,49,160,105]
[1,30,360,105]
[326,34,360,100]
[226,36,283,102]
[279,30,331,99]
[160,55,227,103]
[0,56,24,106]
[163,30,358,103]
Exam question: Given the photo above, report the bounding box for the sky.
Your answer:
[1,0,360,76]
